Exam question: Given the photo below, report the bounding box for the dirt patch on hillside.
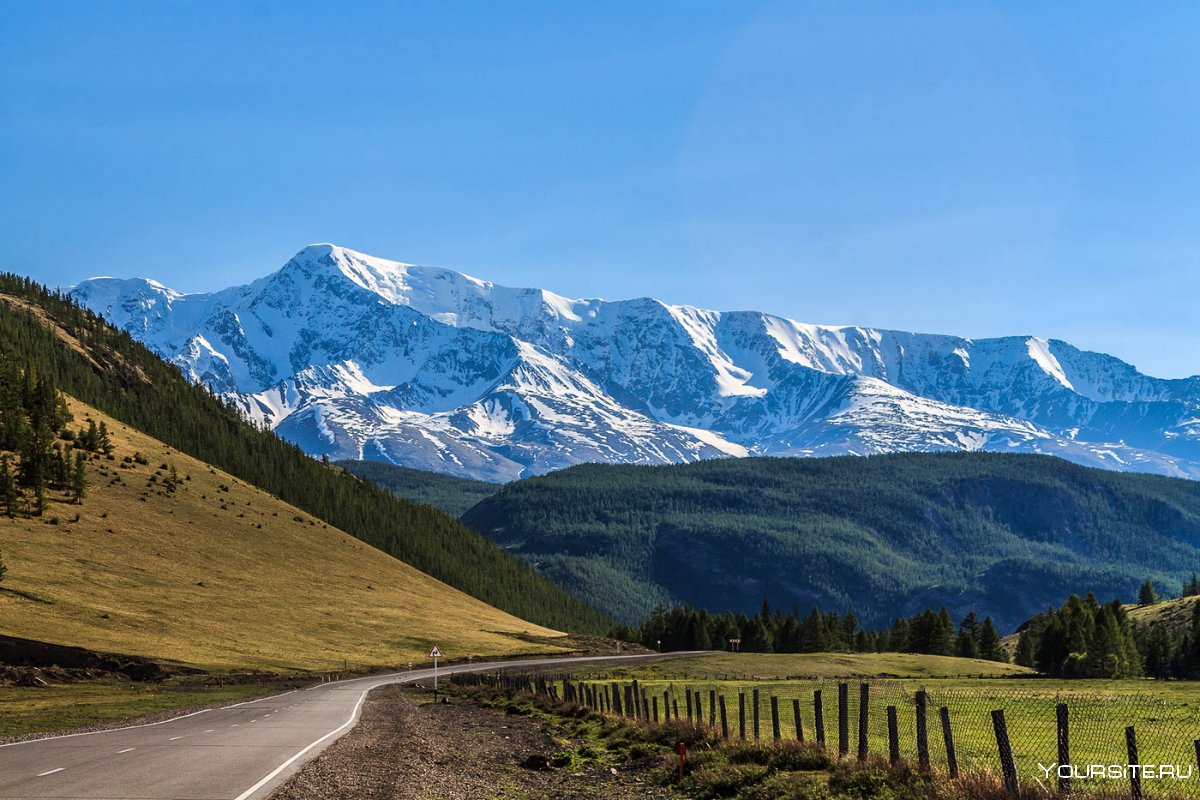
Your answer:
[271,685,675,800]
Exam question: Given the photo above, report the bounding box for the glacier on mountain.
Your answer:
[69,244,1200,481]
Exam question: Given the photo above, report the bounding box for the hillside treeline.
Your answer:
[464,455,1200,629]
[620,601,1007,662]
[0,274,609,634]
[1015,592,1200,679]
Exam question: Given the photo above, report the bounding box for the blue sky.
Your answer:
[3,1,1198,378]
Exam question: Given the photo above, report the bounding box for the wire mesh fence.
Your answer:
[457,670,1200,798]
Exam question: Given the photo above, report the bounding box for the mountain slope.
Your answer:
[336,460,498,516]
[0,397,564,671]
[461,453,1200,629]
[0,273,610,634]
[70,244,1200,482]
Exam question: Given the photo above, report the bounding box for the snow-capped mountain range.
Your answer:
[70,244,1200,482]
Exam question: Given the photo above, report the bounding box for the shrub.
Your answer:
[739,771,832,800]
[684,762,770,799]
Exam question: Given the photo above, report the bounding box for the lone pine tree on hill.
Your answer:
[71,451,86,502]
[1139,580,1158,605]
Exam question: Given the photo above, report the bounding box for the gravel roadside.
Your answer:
[271,685,678,800]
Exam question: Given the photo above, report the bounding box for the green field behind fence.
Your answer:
[554,674,1200,797]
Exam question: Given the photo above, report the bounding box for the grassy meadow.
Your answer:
[565,652,1200,797]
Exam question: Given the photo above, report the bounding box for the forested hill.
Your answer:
[0,274,609,634]
[337,460,498,516]
[462,453,1200,629]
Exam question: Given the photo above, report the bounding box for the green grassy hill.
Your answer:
[1,397,566,671]
[462,454,1200,629]
[0,274,609,635]
[337,459,498,516]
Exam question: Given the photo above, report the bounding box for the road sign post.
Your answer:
[430,646,442,696]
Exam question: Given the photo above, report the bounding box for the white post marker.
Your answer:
[429,646,441,691]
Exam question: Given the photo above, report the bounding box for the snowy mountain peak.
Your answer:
[69,246,1200,482]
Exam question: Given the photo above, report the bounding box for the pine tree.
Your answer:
[1183,573,1200,598]
[71,451,86,503]
[1014,628,1036,667]
[746,616,775,652]
[0,454,16,517]
[83,419,100,451]
[0,358,29,451]
[1142,624,1175,678]
[956,612,981,658]
[1138,580,1158,605]
[51,442,68,487]
[935,607,957,656]
[97,421,113,456]
[978,617,1006,662]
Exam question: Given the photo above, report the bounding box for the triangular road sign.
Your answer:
[429,646,442,658]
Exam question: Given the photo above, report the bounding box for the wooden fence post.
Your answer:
[940,706,958,778]
[793,697,804,742]
[838,683,849,757]
[753,688,761,740]
[1056,703,1070,795]
[611,683,622,716]
[694,689,703,726]
[992,709,1019,797]
[1126,726,1142,800]
[739,692,747,740]
[887,705,900,766]
[709,689,716,727]
[663,690,671,721]
[858,683,870,762]
[652,696,659,723]
[916,690,930,771]
[719,693,729,739]
[772,696,781,742]
[814,689,826,747]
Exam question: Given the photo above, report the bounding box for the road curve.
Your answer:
[0,652,686,800]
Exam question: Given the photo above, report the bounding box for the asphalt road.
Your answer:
[0,652,679,800]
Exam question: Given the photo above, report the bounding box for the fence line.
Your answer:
[450,670,1200,798]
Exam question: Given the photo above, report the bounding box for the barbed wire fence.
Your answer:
[453,671,1200,798]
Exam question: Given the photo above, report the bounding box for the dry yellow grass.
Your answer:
[0,397,567,672]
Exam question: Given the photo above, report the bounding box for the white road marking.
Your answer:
[37,768,64,776]
[0,687,302,750]
[229,690,296,708]
[117,748,135,754]
[0,708,212,749]
[169,736,184,741]
[203,729,215,733]
[232,688,371,800]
